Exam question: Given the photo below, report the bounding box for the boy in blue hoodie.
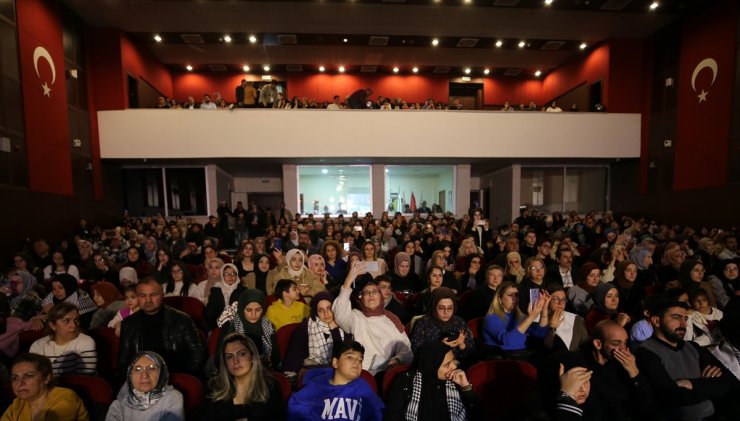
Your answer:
[288,340,384,421]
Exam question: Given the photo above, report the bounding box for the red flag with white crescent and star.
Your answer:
[410,192,417,213]
[674,0,737,190]
[16,0,72,195]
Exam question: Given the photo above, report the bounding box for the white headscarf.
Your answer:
[285,249,306,278]
[218,263,240,305]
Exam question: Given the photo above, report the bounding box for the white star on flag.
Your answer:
[41,82,51,98]
[697,89,708,103]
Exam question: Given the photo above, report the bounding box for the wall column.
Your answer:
[282,164,298,214]
[455,164,471,217]
[371,164,385,216]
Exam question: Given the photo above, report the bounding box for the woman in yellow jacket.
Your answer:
[266,249,325,302]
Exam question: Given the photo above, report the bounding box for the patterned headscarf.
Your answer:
[123,351,172,411]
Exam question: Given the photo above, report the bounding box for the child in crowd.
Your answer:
[108,285,139,336]
[266,279,310,330]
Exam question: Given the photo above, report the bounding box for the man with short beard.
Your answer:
[635,299,736,420]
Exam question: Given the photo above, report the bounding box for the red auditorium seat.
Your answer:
[58,373,114,420]
[169,372,204,416]
[457,289,475,320]
[271,370,292,404]
[276,323,300,358]
[208,326,221,356]
[18,329,45,353]
[359,370,377,394]
[87,327,120,379]
[163,296,205,329]
[466,317,483,339]
[465,359,538,417]
[265,295,278,307]
[185,264,207,284]
[381,364,412,400]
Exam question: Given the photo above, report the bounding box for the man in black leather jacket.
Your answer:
[118,277,205,377]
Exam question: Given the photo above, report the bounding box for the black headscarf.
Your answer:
[414,341,455,421]
[678,259,703,291]
[252,254,270,294]
[310,291,335,321]
[429,287,458,329]
[52,274,78,303]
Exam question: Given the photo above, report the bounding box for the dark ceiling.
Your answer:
[62,0,705,78]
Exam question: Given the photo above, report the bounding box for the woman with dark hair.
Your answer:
[89,252,119,284]
[390,252,422,293]
[282,291,349,372]
[42,250,80,282]
[89,282,125,329]
[666,259,717,307]
[30,302,97,375]
[584,283,631,336]
[41,274,97,329]
[384,341,479,421]
[2,353,89,420]
[202,333,284,420]
[244,254,271,295]
[321,240,347,284]
[546,285,588,352]
[461,254,486,291]
[410,287,475,365]
[234,241,256,279]
[413,266,445,316]
[153,248,174,284]
[218,289,281,369]
[708,258,739,309]
[13,252,43,283]
[163,261,197,297]
[106,351,184,420]
[122,246,153,279]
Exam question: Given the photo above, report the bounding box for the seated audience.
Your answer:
[384,341,479,421]
[504,252,526,284]
[30,302,96,376]
[553,352,592,420]
[708,258,739,309]
[464,265,504,320]
[122,246,153,279]
[42,250,80,282]
[547,285,588,351]
[333,261,413,375]
[118,267,138,289]
[89,282,125,329]
[4,271,43,325]
[267,249,324,300]
[194,257,224,304]
[666,259,717,307]
[567,263,600,317]
[106,351,184,420]
[389,252,421,293]
[201,333,285,420]
[41,274,97,330]
[265,279,310,330]
[244,254,271,294]
[163,261,198,298]
[0,294,34,361]
[205,263,245,332]
[584,283,631,336]
[609,260,643,319]
[2,353,89,420]
[287,340,383,421]
[412,266,445,316]
[218,289,280,369]
[107,285,139,336]
[410,287,474,365]
[377,276,409,324]
[321,240,347,285]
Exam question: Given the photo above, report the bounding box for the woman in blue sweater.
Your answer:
[482,281,552,355]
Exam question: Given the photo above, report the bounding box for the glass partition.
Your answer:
[385,166,454,214]
[297,165,371,215]
[521,166,608,213]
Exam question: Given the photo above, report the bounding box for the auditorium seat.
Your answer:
[87,327,120,379]
[59,373,113,421]
[163,296,206,330]
[276,323,300,358]
[271,370,292,404]
[466,317,483,339]
[170,372,204,418]
[381,364,412,400]
[18,329,45,354]
[208,326,221,356]
[465,359,538,417]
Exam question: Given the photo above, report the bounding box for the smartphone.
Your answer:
[366,261,379,273]
[343,242,350,252]
[440,331,459,342]
[354,226,363,232]
[476,220,486,226]
[529,288,541,305]
[273,238,282,250]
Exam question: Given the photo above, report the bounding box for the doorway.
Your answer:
[449,83,483,110]
[127,75,138,108]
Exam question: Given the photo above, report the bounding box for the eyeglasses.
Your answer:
[171,268,182,273]
[551,297,567,303]
[360,290,380,297]
[529,266,545,271]
[223,272,238,277]
[132,364,159,375]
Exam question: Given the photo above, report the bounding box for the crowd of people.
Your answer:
[154,81,578,112]
[1,202,739,420]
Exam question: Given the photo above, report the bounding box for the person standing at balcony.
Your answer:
[235,80,246,107]
[326,95,342,110]
[546,101,563,112]
[244,81,257,108]
[347,88,373,109]
[259,80,278,108]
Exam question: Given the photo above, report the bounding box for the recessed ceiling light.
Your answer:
[249,35,257,43]
[263,65,270,72]
[649,1,659,10]
[483,68,490,75]
[393,67,399,73]
[153,34,162,43]
[338,66,345,73]
[243,65,250,72]
[432,38,439,46]
[544,0,553,5]
[319,65,325,72]
[579,42,587,50]
[495,40,503,48]
[534,70,542,77]
[412,67,419,73]
[223,35,232,43]
[343,38,348,43]
[464,68,471,74]
[186,65,193,71]
[518,41,526,48]
[464,0,472,4]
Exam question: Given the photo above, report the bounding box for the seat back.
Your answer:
[457,289,475,320]
[465,360,538,416]
[276,322,301,358]
[359,370,377,394]
[466,317,484,339]
[164,296,205,326]
[58,374,114,405]
[208,326,221,356]
[87,327,120,378]
[170,372,204,417]
[271,370,292,404]
[18,329,45,353]
[381,364,412,400]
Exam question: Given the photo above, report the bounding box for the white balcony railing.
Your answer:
[98,109,640,160]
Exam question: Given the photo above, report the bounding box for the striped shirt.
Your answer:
[29,333,97,375]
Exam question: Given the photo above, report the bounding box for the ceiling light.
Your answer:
[338,66,345,73]
[432,38,439,46]
[343,38,348,43]
[579,42,587,50]
[544,0,553,5]
[263,65,270,72]
[412,67,419,73]
[243,65,250,72]
[153,34,162,43]
[321,168,328,174]
[534,70,542,77]
[319,65,325,72]
[518,41,526,48]
[223,35,232,43]
[186,65,193,71]
[649,1,659,10]
[464,68,471,74]
[495,40,503,48]
[393,67,399,73]
[249,35,257,43]
[483,68,490,75]
[464,0,472,3]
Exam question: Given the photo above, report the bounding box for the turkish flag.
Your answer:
[410,192,417,213]
[16,0,72,195]
[674,0,737,190]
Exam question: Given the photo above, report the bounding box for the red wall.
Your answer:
[607,39,646,113]
[483,78,542,106]
[172,73,246,103]
[120,35,173,100]
[89,29,125,110]
[542,44,610,105]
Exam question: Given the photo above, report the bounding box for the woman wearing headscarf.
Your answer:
[217,289,280,369]
[40,274,97,330]
[708,258,739,309]
[609,260,644,319]
[333,261,413,375]
[384,341,479,421]
[6,271,43,324]
[584,283,631,336]
[665,259,717,307]
[567,263,601,317]
[13,251,44,284]
[106,351,184,420]
[695,237,718,274]
[410,287,475,365]
[205,263,246,332]
[628,246,657,287]
[308,254,338,291]
[390,252,422,293]
[504,252,526,284]
[89,282,125,329]
[656,242,686,284]
[267,249,324,300]
[244,254,271,294]
[282,291,350,372]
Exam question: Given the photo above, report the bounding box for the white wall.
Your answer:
[99,110,641,159]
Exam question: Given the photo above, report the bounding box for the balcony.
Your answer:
[98,109,640,160]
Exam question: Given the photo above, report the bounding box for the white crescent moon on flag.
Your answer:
[691,58,717,92]
[33,46,56,84]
